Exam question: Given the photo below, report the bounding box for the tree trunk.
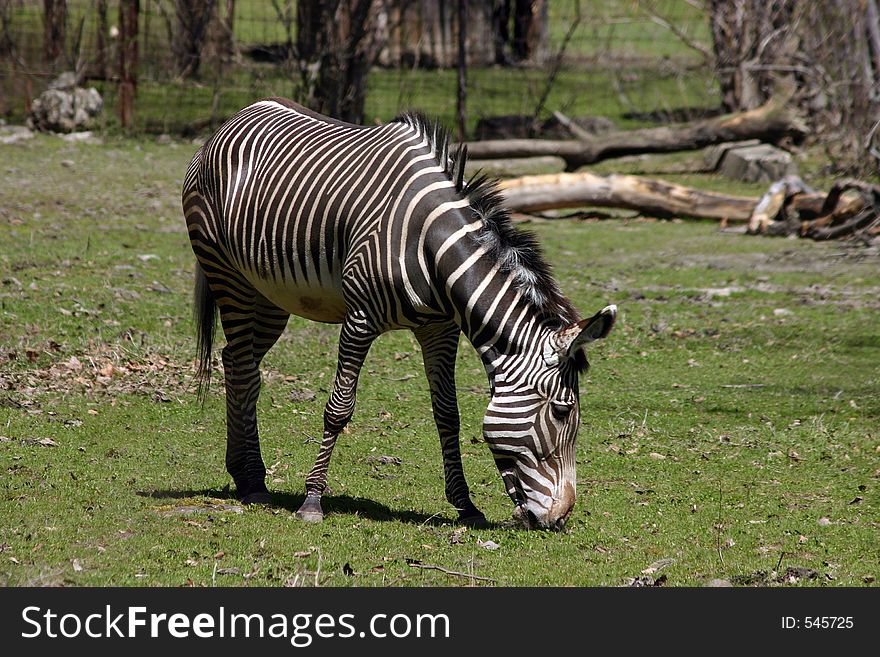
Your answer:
[498,172,758,221]
[172,0,216,78]
[377,1,495,68]
[118,0,139,129]
[42,0,67,67]
[456,0,466,141]
[499,172,880,244]
[491,0,511,64]
[465,95,805,170]
[217,0,236,59]
[296,0,382,124]
[708,0,797,112]
[94,0,109,79]
[512,0,547,64]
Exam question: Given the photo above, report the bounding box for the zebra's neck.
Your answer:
[423,206,553,373]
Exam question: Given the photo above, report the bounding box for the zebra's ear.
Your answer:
[547,305,617,365]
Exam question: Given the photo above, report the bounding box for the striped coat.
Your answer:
[183,98,615,529]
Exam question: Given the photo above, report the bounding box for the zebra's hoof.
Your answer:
[296,496,324,523]
[459,510,488,528]
[241,490,272,505]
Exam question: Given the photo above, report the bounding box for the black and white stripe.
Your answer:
[183,98,616,529]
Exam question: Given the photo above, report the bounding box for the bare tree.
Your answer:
[94,0,109,79]
[708,0,880,174]
[156,0,217,78]
[42,0,67,67]
[0,0,20,58]
[708,0,797,112]
[296,0,387,123]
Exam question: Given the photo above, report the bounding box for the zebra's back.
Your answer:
[183,98,446,325]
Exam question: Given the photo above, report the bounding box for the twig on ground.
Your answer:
[406,560,495,583]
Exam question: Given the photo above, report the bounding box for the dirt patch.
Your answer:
[633,281,880,309]
[671,246,877,275]
[0,340,195,404]
[154,502,244,516]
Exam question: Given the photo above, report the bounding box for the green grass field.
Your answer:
[1,134,877,587]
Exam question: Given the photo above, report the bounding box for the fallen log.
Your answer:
[498,172,758,221]
[465,95,806,171]
[747,176,815,234]
[463,155,566,178]
[799,180,880,242]
[496,171,879,245]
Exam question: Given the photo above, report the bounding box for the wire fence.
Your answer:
[0,1,719,137]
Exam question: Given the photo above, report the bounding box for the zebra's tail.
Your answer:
[193,263,217,403]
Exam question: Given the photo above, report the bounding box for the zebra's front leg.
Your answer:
[415,322,487,527]
[297,311,377,522]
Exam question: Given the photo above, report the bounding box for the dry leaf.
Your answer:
[450,527,467,545]
[290,389,316,403]
[641,558,676,575]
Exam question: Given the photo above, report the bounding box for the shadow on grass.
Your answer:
[137,488,505,528]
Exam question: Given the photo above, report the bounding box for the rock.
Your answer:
[29,72,103,133]
[60,131,102,144]
[705,578,733,587]
[0,125,35,145]
[47,71,78,90]
[702,140,761,170]
[717,143,797,183]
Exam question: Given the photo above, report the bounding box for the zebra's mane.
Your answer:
[392,111,581,330]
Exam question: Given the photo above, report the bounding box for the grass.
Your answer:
[0,134,878,588]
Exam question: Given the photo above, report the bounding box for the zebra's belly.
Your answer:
[251,276,348,324]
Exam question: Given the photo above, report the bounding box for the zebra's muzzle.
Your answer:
[512,504,567,531]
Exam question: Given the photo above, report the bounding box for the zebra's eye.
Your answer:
[550,401,573,420]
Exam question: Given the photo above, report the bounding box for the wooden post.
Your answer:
[457,0,467,142]
[118,0,139,129]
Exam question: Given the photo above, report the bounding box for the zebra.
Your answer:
[182,98,616,530]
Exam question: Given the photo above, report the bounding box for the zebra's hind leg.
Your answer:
[297,311,378,522]
[415,321,487,527]
[216,282,290,505]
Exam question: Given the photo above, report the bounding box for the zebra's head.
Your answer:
[484,304,617,530]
